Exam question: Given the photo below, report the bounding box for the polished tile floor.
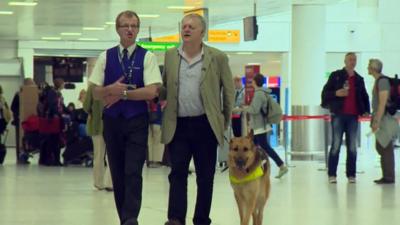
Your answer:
[0,147,399,225]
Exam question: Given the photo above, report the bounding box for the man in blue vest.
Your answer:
[89,10,162,225]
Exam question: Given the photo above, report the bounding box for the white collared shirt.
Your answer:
[89,43,162,86]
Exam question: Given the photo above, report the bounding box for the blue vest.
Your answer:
[103,45,148,119]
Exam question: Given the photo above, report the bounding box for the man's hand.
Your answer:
[362,113,370,117]
[336,88,349,97]
[241,106,249,111]
[371,121,380,132]
[104,94,122,108]
[106,77,127,96]
[232,107,242,113]
[160,100,167,109]
[144,85,160,100]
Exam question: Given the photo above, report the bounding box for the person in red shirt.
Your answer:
[321,52,370,184]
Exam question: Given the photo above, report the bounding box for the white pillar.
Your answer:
[17,47,34,78]
[291,4,326,106]
[290,4,326,159]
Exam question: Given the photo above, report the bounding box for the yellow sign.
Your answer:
[184,8,206,16]
[185,0,204,8]
[152,34,180,43]
[208,30,240,43]
[153,30,240,43]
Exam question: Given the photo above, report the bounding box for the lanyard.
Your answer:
[117,47,137,85]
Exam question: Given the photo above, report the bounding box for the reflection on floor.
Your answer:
[0,146,399,225]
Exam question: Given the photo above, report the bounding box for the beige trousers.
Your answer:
[92,135,112,188]
[148,124,164,162]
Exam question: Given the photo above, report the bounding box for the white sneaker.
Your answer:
[348,177,356,183]
[275,166,289,179]
[329,177,337,183]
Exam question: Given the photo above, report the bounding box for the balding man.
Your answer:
[161,14,235,225]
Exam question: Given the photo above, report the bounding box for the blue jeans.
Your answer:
[328,114,359,178]
[254,133,284,167]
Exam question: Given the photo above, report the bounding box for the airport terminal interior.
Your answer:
[1,0,400,225]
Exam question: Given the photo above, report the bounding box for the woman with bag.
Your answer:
[235,73,288,179]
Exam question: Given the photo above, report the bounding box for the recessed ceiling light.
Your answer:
[167,6,195,10]
[41,37,61,40]
[105,21,116,25]
[0,11,14,15]
[83,27,105,31]
[138,14,160,18]
[8,1,38,6]
[60,32,82,36]
[78,38,99,41]
[236,52,253,55]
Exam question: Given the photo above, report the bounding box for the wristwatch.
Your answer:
[122,90,128,100]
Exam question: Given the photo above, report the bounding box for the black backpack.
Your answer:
[377,74,400,115]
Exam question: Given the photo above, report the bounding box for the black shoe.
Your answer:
[122,218,138,225]
[104,187,113,192]
[165,219,182,225]
[53,162,63,167]
[94,186,104,191]
[374,178,395,184]
[17,159,30,165]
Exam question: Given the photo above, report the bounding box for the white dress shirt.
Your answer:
[89,43,162,86]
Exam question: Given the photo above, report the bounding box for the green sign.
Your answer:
[137,42,179,52]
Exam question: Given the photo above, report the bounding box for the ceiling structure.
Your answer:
[0,0,345,42]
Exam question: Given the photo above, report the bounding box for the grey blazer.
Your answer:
[160,44,235,145]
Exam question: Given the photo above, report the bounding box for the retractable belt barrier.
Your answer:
[281,114,376,170]
[282,115,372,122]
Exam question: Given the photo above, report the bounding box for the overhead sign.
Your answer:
[208,30,240,43]
[153,30,240,44]
[152,34,180,43]
[184,7,207,17]
[137,42,179,52]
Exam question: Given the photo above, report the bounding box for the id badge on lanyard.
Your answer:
[118,49,137,90]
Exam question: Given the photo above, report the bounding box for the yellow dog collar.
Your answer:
[229,165,264,184]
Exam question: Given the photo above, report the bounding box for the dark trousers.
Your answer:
[39,133,61,166]
[231,116,242,137]
[376,141,395,181]
[103,114,148,225]
[15,124,20,160]
[328,114,359,177]
[254,133,284,167]
[167,115,218,225]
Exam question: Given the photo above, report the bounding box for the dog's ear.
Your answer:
[247,129,254,140]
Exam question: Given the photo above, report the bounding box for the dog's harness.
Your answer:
[229,165,264,184]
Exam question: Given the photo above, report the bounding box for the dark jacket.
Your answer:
[321,68,370,115]
[11,92,19,125]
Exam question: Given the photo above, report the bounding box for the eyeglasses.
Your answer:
[118,24,139,30]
